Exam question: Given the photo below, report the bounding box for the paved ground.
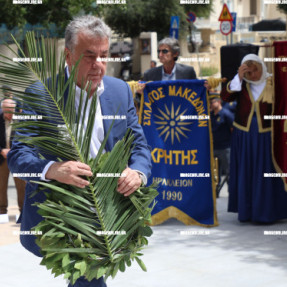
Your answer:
[1,176,287,287]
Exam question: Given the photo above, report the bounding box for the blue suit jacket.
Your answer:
[7,75,151,256]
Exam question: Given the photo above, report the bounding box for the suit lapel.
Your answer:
[100,78,113,152]
[156,67,163,81]
[63,68,70,106]
[175,63,181,80]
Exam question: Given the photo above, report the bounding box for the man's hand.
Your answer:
[204,81,211,91]
[117,167,142,197]
[45,161,92,188]
[136,82,146,94]
[0,148,10,159]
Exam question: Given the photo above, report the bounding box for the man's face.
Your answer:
[4,110,13,121]
[158,44,177,66]
[65,32,109,94]
[210,99,221,111]
[2,100,15,121]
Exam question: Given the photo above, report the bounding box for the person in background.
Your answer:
[222,100,237,115]
[136,37,197,95]
[0,99,26,218]
[150,60,157,69]
[1,85,13,100]
[143,37,196,81]
[221,53,287,223]
[209,92,234,198]
[1,85,22,113]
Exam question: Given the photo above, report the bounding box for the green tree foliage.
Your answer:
[0,0,213,39]
[25,0,99,33]
[277,4,287,33]
[103,0,213,39]
[0,0,26,29]
[277,4,287,14]
[0,0,100,32]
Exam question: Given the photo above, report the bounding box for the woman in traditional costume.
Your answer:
[221,54,287,223]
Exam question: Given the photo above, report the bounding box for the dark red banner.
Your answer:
[272,41,287,191]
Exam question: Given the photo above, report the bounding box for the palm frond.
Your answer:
[0,32,158,284]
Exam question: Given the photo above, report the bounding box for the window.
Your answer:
[250,0,257,15]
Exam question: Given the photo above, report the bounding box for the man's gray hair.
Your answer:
[65,15,111,50]
[158,38,180,61]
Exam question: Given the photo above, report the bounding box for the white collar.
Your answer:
[162,63,176,76]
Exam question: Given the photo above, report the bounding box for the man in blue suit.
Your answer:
[8,15,151,287]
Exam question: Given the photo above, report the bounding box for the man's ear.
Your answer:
[65,48,72,66]
[173,52,179,61]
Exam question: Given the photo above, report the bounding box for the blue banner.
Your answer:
[142,80,217,226]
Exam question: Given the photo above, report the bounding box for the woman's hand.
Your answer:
[238,64,250,81]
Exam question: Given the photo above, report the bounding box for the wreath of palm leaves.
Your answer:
[0,32,158,284]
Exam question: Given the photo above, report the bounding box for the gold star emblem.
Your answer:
[154,103,192,145]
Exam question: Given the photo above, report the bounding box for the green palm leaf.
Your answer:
[0,32,158,284]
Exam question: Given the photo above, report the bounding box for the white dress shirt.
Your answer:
[74,79,105,158]
[41,69,105,180]
[162,64,176,81]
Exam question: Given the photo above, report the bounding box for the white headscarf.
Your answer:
[241,54,272,86]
